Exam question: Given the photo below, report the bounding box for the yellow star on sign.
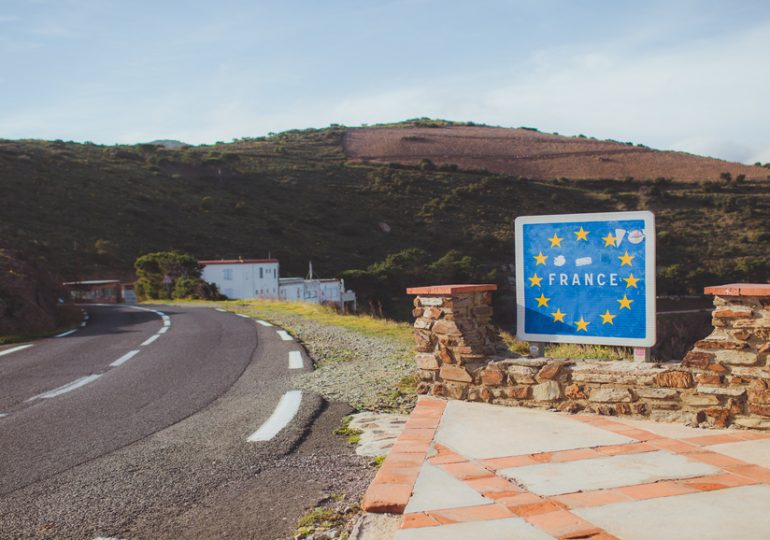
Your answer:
[617,295,633,310]
[533,251,548,265]
[551,308,566,323]
[602,232,617,247]
[535,293,550,307]
[574,226,589,241]
[528,273,543,287]
[575,316,590,332]
[623,273,640,288]
[618,250,634,266]
[600,310,616,325]
[548,233,563,248]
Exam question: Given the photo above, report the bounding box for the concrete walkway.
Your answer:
[361,397,770,539]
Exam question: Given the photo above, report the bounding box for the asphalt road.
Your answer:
[0,305,371,539]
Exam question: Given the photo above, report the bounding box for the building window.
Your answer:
[260,267,263,279]
[223,269,233,281]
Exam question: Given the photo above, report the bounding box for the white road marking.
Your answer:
[247,390,303,442]
[256,320,273,327]
[55,329,78,338]
[29,374,102,400]
[277,330,293,341]
[84,314,90,320]
[110,350,140,367]
[0,413,7,418]
[158,326,169,334]
[237,313,250,318]
[288,351,304,369]
[80,321,87,327]
[140,334,160,346]
[0,344,33,357]
[162,318,171,327]
[215,308,226,312]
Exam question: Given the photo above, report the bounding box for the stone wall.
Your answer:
[408,283,770,431]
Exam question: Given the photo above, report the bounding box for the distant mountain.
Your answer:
[0,120,768,319]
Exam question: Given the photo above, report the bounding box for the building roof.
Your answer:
[63,280,121,286]
[199,259,279,265]
[279,277,304,284]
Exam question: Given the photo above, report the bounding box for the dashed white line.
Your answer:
[247,390,303,442]
[215,308,226,312]
[277,330,293,341]
[158,326,169,334]
[0,344,33,357]
[237,313,251,319]
[55,329,78,338]
[140,334,160,346]
[288,351,304,369]
[29,374,102,400]
[110,349,140,367]
[80,321,87,327]
[0,413,7,418]
[256,320,273,327]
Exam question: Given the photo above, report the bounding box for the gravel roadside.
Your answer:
[173,301,418,539]
[227,302,418,414]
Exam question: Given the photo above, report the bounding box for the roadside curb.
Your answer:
[361,397,446,513]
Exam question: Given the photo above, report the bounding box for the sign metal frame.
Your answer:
[515,211,656,347]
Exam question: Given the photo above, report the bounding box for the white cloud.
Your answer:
[2,8,768,164]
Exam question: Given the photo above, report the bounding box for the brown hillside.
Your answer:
[344,125,768,181]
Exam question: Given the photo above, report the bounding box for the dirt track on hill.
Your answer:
[344,125,768,181]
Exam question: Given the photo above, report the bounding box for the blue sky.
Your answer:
[1,0,769,163]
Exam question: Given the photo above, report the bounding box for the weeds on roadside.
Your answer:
[334,416,363,445]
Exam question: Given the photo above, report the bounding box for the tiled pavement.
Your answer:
[361,397,770,539]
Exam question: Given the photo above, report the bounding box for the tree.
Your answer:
[134,251,220,300]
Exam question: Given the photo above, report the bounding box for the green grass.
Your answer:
[218,299,414,343]
[371,455,386,468]
[296,507,338,529]
[502,329,632,361]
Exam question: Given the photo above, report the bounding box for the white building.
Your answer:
[200,258,356,310]
[279,277,356,310]
[199,258,279,300]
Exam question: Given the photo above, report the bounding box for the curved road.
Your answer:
[0,305,369,539]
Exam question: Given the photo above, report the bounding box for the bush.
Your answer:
[134,251,219,301]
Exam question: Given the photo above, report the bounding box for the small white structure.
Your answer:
[278,277,305,301]
[200,258,280,300]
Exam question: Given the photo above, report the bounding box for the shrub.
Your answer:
[134,251,219,300]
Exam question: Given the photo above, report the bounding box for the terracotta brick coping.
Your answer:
[704,283,770,296]
[406,284,498,295]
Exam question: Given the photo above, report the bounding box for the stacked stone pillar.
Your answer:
[407,284,500,400]
[682,284,770,429]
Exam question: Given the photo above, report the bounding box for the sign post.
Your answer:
[515,211,655,354]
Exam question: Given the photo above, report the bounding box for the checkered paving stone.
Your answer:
[360,397,770,539]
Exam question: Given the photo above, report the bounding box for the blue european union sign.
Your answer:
[515,211,656,347]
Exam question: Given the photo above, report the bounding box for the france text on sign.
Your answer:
[515,211,656,347]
